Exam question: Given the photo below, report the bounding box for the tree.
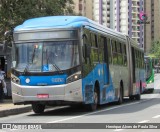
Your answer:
[0,0,74,42]
[150,40,160,58]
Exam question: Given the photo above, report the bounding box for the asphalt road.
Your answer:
[0,74,160,132]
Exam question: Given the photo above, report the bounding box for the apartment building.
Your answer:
[73,0,144,48]
[112,0,144,48]
[72,0,93,19]
[144,0,160,54]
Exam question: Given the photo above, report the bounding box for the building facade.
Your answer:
[113,0,144,48]
[144,0,160,54]
[72,0,93,19]
[73,0,144,48]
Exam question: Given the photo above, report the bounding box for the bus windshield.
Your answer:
[14,41,79,72]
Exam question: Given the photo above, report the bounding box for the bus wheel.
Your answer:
[149,89,154,93]
[117,87,123,105]
[129,95,134,100]
[86,90,98,111]
[135,85,141,100]
[32,103,45,114]
[135,93,141,100]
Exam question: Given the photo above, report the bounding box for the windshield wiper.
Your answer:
[31,48,36,63]
[24,63,29,73]
[51,63,63,73]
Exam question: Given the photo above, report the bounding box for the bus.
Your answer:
[152,58,159,73]
[10,16,145,113]
[144,56,154,92]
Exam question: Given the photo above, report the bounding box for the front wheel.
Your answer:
[32,103,45,114]
[86,90,98,111]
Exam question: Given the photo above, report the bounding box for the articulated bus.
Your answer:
[10,16,145,113]
[144,56,154,92]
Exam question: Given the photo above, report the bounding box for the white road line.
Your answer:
[138,120,150,123]
[47,98,153,123]
[114,129,124,131]
[48,102,139,123]
[152,115,160,119]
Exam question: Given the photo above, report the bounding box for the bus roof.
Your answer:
[14,16,89,31]
[14,16,125,38]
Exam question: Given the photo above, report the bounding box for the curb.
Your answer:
[0,106,32,117]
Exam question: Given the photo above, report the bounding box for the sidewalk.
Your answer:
[0,99,32,117]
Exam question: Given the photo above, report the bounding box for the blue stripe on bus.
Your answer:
[82,64,115,104]
[19,74,67,86]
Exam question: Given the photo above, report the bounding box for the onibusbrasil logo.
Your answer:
[137,12,150,24]
[139,12,148,21]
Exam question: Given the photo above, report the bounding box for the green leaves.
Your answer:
[0,0,74,42]
[150,40,160,58]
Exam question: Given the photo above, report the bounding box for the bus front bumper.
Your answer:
[12,79,83,104]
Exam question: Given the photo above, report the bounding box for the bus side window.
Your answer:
[123,44,127,66]
[99,36,104,63]
[90,33,99,63]
[107,38,112,64]
[112,40,118,65]
[83,28,91,63]
[117,42,123,65]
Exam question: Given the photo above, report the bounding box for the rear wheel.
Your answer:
[135,93,141,100]
[135,83,142,100]
[117,87,123,105]
[129,95,134,100]
[32,103,45,114]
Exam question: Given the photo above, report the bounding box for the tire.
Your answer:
[129,95,134,100]
[135,93,141,100]
[86,90,98,111]
[135,84,141,100]
[32,103,45,114]
[149,89,154,93]
[117,87,123,105]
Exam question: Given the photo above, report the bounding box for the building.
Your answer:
[144,0,160,54]
[73,0,144,48]
[72,0,93,19]
[112,0,144,48]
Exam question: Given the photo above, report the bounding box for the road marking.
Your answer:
[48,102,140,123]
[47,98,152,123]
[138,120,150,123]
[152,115,160,119]
[114,129,124,131]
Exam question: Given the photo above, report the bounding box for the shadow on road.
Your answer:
[28,92,160,117]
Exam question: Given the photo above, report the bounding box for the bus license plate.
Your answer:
[37,94,49,98]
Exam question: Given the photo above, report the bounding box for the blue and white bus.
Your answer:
[10,16,145,113]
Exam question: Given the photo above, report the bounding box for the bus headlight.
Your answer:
[149,80,152,83]
[11,74,20,84]
[67,71,81,83]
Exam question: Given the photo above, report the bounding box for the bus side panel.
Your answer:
[140,69,146,93]
[101,63,115,104]
[82,64,116,104]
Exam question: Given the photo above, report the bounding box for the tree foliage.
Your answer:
[0,0,74,42]
[150,40,160,58]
